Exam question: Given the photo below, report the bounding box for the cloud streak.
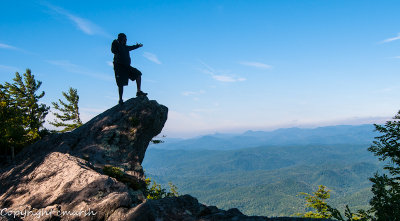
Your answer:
[0,43,17,50]
[200,60,246,82]
[46,60,113,81]
[381,33,400,43]
[240,61,272,69]
[143,52,161,64]
[212,75,245,82]
[0,64,19,72]
[42,2,109,37]
[182,90,205,96]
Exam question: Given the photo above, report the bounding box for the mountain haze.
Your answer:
[151,124,377,150]
[143,124,382,216]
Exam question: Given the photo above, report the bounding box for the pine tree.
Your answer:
[297,184,368,220]
[297,185,332,218]
[0,85,25,159]
[1,69,48,159]
[3,69,49,144]
[50,87,82,132]
[367,110,400,220]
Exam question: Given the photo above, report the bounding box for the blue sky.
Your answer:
[1,0,400,138]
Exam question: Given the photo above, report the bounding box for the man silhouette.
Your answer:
[111,33,147,105]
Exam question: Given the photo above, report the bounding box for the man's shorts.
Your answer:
[114,64,142,87]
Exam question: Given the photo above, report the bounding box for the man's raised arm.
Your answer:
[127,43,143,51]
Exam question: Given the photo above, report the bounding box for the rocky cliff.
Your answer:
[0,97,330,221]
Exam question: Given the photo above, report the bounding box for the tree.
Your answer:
[297,185,368,220]
[367,111,400,220]
[2,69,49,146]
[297,185,332,218]
[327,205,369,221]
[0,85,25,159]
[0,69,49,160]
[50,87,82,132]
[145,177,179,200]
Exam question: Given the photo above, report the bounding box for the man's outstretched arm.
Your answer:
[127,43,143,51]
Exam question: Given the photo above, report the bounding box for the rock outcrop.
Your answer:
[0,97,167,220]
[0,97,330,221]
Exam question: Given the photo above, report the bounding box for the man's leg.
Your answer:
[118,86,124,104]
[136,75,141,92]
[135,75,147,96]
[129,67,147,96]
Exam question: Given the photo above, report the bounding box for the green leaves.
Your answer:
[297,185,332,218]
[145,177,179,200]
[327,204,370,221]
[366,111,400,220]
[298,185,369,220]
[0,69,49,158]
[50,87,82,132]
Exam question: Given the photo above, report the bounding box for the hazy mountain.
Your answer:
[143,124,383,216]
[150,124,378,150]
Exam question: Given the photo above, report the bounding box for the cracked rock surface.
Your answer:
[0,97,167,220]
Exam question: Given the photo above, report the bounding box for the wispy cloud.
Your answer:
[0,43,17,50]
[212,75,245,82]
[0,64,19,72]
[381,33,400,43]
[240,61,272,69]
[200,60,246,82]
[0,43,32,54]
[182,90,205,96]
[373,87,397,94]
[106,61,113,67]
[143,52,161,64]
[46,60,113,81]
[192,108,219,113]
[42,2,109,37]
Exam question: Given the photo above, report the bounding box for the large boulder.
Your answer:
[0,96,167,220]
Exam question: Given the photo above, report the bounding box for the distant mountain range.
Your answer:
[151,124,378,150]
[143,124,383,216]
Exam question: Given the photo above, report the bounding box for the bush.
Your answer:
[145,177,179,200]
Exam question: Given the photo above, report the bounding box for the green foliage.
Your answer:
[168,182,179,197]
[143,145,379,216]
[5,70,49,139]
[0,69,49,157]
[368,173,400,220]
[327,205,369,221]
[367,111,400,220]
[298,185,369,220]
[151,135,166,144]
[145,177,179,200]
[103,166,124,179]
[151,139,164,144]
[50,87,82,132]
[297,185,332,218]
[369,111,400,178]
[102,166,142,190]
[0,85,25,158]
[297,111,400,221]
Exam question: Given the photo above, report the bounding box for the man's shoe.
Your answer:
[119,99,124,105]
[136,91,148,97]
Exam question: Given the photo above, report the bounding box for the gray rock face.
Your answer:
[0,97,331,221]
[0,97,167,220]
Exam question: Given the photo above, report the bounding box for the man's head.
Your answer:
[118,33,127,45]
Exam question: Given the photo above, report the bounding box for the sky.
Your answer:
[1,0,400,138]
